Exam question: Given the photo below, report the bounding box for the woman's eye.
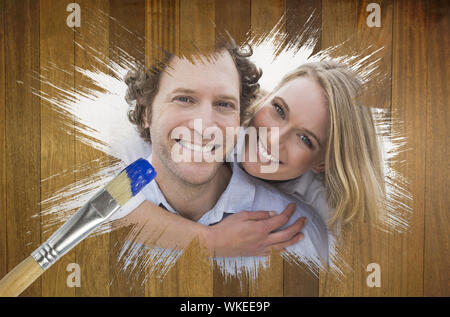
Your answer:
[273,103,285,119]
[299,134,313,149]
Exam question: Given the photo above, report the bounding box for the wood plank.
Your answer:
[251,0,284,40]
[4,0,41,297]
[74,0,110,297]
[144,0,181,297]
[356,0,393,109]
[285,0,322,56]
[108,0,147,297]
[214,0,251,46]
[283,0,322,297]
[145,0,180,67]
[39,0,76,297]
[424,0,449,297]
[319,0,358,297]
[179,0,215,57]
[171,0,215,296]
[212,0,252,297]
[248,0,285,297]
[351,0,392,297]
[0,0,6,283]
[389,0,427,296]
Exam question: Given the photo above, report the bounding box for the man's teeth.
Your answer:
[258,139,279,163]
[177,140,215,153]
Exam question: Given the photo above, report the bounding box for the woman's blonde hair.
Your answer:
[250,61,386,231]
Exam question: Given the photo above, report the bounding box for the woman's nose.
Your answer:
[271,124,289,149]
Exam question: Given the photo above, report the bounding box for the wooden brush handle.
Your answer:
[0,256,44,297]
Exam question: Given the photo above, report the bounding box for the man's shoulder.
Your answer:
[249,175,317,215]
[243,170,330,264]
[230,163,327,230]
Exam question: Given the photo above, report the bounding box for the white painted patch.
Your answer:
[30,10,411,285]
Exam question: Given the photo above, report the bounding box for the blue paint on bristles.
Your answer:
[124,158,157,196]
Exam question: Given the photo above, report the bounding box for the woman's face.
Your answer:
[242,76,329,181]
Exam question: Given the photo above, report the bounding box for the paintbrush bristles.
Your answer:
[105,171,133,207]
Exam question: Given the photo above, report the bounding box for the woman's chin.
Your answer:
[241,160,306,182]
[241,161,283,181]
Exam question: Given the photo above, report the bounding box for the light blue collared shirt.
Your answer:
[113,131,329,272]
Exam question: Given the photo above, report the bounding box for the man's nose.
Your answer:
[187,102,219,138]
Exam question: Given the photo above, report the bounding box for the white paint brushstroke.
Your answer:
[31,11,412,286]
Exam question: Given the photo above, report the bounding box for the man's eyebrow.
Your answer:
[170,88,196,95]
[217,94,239,104]
[276,95,323,148]
[170,88,239,104]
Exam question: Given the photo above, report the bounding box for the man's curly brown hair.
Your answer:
[125,43,262,144]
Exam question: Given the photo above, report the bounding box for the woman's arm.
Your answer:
[113,201,307,257]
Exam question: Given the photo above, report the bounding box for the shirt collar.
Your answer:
[144,152,256,226]
[197,160,256,225]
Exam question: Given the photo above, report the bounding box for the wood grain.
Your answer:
[246,0,286,297]
[144,0,181,297]
[0,0,448,298]
[214,0,251,46]
[389,0,427,296]
[283,0,322,297]
[212,0,252,297]
[351,0,392,297]
[179,0,215,57]
[0,256,44,297]
[250,0,284,40]
[285,0,322,56]
[108,0,147,297]
[39,0,76,297]
[5,0,41,297]
[0,0,6,284]
[319,0,358,297]
[145,0,180,67]
[73,0,111,297]
[356,0,392,109]
[424,0,449,297]
[173,0,215,297]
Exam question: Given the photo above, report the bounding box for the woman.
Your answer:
[117,60,385,259]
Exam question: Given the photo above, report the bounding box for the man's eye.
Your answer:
[273,103,285,119]
[216,101,234,108]
[298,133,313,149]
[175,96,191,103]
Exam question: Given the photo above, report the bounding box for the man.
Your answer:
[117,44,328,268]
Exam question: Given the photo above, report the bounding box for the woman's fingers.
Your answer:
[268,232,305,253]
[244,210,275,221]
[262,203,296,232]
[266,216,306,245]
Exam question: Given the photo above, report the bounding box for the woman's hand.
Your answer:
[204,203,306,257]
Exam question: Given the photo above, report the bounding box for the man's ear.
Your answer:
[311,161,325,174]
[143,106,150,129]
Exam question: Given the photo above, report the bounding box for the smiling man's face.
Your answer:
[146,50,241,185]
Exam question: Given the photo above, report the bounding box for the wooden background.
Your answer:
[0,0,448,296]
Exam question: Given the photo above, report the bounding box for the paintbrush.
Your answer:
[0,158,156,297]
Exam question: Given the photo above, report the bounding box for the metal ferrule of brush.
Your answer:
[31,189,120,270]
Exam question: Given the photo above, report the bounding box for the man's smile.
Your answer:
[175,138,220,153]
